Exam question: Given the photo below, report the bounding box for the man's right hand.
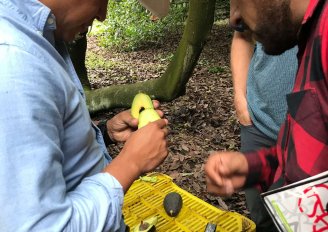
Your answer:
[121,118,168,173]
[103,119,168,192]
[204,151,249,196]
[234,94,252,126]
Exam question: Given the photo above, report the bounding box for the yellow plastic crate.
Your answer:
[123,173,256,232]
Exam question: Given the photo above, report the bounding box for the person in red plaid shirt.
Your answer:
[205,0,328,197]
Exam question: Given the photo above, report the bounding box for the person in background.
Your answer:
[0,0,170,231]
[205,0,328,229]
[231,31,298,231]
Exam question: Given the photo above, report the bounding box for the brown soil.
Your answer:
[87,22,250,217]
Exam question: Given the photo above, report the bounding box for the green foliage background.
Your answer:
[90,0,230,51]
[91,0,188,51]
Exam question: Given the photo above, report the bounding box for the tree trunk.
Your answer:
[68,32,91,91]
[72,0,216,114]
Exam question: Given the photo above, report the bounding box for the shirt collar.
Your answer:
[43,13,56,46]
[302,0,321,24]
[8,0,56,44]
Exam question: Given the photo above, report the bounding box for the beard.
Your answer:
[253,0,299,55]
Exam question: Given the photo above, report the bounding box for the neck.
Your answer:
[39,0,52,9]
[39,0,66,18]
[290,0,311,24]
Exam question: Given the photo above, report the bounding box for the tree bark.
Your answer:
[73,0,216,114]
[68,32,91,91]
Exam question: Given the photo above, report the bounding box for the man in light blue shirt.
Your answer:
[0,0,169,231]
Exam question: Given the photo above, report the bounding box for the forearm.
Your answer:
[230,32,255,124]
[103,119,169,193]
[230,31,254,97]
[103,151,141,193]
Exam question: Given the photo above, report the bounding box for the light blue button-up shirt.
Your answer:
[0,0,126,231]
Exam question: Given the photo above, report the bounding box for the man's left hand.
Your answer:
[107,100,164,143]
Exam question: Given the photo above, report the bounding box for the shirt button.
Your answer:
[47,17,54,25]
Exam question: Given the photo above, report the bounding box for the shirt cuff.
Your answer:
[244,151,263,188]
[99,172,124,191]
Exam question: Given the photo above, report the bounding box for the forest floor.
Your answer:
[86,21,250,218]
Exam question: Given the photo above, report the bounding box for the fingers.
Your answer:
[205,156,231,196]
[152,100,160,108]
[153,118,169,129]
[206,176,233,197]
[156,109,165,118]
[206,176,235,197]
[204,152,247,196]
[152,100,165,118]
[139,119,169,138]
[204,157,223,185]
[152,100,167,119]
[127,117,138,128]
[121,119,169,174]
[119,110,138,128]
[239,112,252,126]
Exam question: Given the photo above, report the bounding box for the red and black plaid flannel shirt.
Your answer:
[245,0,328,192]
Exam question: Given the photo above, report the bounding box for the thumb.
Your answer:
[229,152,248,175]
[126,117,138,128]
[153,118,168,128]
[224,179,235,195]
